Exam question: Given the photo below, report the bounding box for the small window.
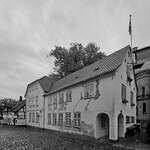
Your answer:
[121,84,126,100]
[126,116,130,124]
[65,112,71,126]
[142,87,145,97]
[58,113,63,126]
[130,91,134,105]
[74,112,81,127]
[143,103,146,114]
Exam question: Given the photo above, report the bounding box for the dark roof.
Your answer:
[133,46,150,53]
[45,45,130,95]
[25,76,55,96]
[10,100,25,112]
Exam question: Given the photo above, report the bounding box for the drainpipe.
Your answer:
[43,95,45,130]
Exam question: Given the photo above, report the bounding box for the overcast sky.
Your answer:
[0,0,150,99]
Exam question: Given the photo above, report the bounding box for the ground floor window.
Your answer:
[29,112,31,122]
[36,112,39,123]
[53,113,57,125]
[58,113,63,126]
[131,116,135,123]
[126,116,130,124]
[74,112,81,127]
[65,112,71,126]
[32,112,35,123]
[48,113,52,125]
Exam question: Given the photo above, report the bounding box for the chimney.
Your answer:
[19,96,22,101]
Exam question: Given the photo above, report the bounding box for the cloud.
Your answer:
[0,0,150,99]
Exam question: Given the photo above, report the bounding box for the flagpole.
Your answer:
[129,14,132,49]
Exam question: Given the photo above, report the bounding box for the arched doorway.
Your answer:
[118,113,124,138]
[96,113,109,138]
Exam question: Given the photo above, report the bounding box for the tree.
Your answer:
[49,42,106,78]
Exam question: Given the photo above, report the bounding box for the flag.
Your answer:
[129,14,132,35]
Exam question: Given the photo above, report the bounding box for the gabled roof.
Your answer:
[45,45,130,95]
[25,76,55,96]
[10,100,25,113]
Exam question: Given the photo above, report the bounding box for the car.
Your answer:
[125,124,141,137]
[146,123,150,137]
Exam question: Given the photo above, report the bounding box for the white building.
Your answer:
[43,45,137,140]
[25,76,54,128]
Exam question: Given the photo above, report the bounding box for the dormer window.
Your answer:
[84,83,94,99]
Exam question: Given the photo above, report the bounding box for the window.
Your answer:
[74,112,81,127]
[121,84,126,101]
[32,98,34,107]
[53,95,57,110]
[126,116,130,124]
[53,113,57,125]
[143,103,146,114]
[29,98,31,107]
[48,97,53,111]
[130,91,134,105]
[48,113,52,125]
[65,112,71,126]
[36,112,39,123]
[84,83,94,98]
[142,87,145,97]
[131,116,135,123]
[29,112,31,122]
[36,96,38,107]
[66,91,72,102]
[32,112,35,123]
[58,113,63,126]
[59,93,64,104]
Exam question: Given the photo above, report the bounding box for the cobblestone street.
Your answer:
[0,125,114,150]
[0,125,149,150]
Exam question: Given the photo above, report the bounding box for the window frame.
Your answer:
[74,112,81,128]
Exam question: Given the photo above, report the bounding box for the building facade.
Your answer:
[133,46,150,128]
[10,100,26,126]
[25,76,54,128]
[44,45,136,140]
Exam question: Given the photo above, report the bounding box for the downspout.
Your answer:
[43,95,45,129]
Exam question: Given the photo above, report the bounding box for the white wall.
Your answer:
[25,81,44,128]
[44,49,136,140]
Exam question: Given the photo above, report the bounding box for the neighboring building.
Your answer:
[44,45,137,140]
[2,102,17,125]
[10,100,26,126]
[134,46,150,128]
[133,46,150,71]
[25,76,55,128]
